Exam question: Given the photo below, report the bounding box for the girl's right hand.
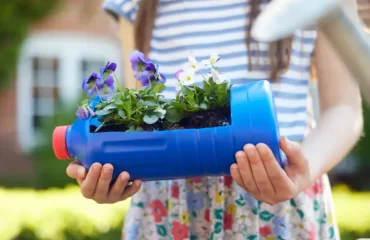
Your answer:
[66,161,142,204]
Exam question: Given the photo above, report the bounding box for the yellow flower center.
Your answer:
[186,76,191,81]
[180,212,189,224]
[227,204,236,216]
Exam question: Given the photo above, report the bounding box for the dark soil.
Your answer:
[91,107,231,133]
[168,107,231,130]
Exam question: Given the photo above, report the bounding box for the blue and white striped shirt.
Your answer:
[103,0,317,142]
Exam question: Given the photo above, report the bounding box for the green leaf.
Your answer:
[259,210,274,221]
[118,110,126,119]
[214,222,223,234]
[247,235,257,240]
[95,104,116,115]
[213,209,223,220]
[290,199,297,207]
[152,83,166,93]
[139,100,158,107]
[319,213,327,224]
[165,108,185,123]
[235,194,246,207]
[171,213,179,218]
[143,115,159,124]
[329,226,335,239]
[190,235,198,240]
[252,208,258,215]
[297,209,304,219]
[199,103,207,109]
[314,200,319,211]
[156,225,167,236]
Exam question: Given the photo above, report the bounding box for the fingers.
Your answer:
[108,171,130,201]
[93,164,114,203]
[235,149,260,196]
[80,163,102,199]
[76,162,140,204]
[232,143,299,204]
[256,143,292,191]
[244,144,275,195]
[280,137,304,163]
[66,161,87,180]
[121,179,142,200]
[230,163,246,190]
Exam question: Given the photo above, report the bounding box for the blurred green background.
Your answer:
[1,0,370,239]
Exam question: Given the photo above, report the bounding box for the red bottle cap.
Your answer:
[52,126,71,160]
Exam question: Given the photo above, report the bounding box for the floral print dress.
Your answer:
[123,175,338,240]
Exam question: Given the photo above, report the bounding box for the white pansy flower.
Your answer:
[201,52,221,67]
[185,56,201,72]
[178,69,196,86]
[211,69,226,84]
[209,52,220,64]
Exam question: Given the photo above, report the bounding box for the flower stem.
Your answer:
[94,121,105,132]
[148,75,152,88]
[193,85,199,105]
[113,72,122,92]
[94,84,103,102]
[199,70,208,81]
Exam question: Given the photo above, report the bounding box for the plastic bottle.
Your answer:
[52,80,285,181]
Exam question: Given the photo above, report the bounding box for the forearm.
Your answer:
[300,104,363,182]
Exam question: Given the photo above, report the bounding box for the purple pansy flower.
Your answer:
[76,106,95,120]
[82,73,100,96]
[129,50,166,86]
[175,69,184,80]
[129,50,151,71]
[97,75,115,99]
[100,61,117,78]
[135,69,166,87]
[145,63,167,85]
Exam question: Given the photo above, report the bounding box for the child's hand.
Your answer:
[66,161,142,204]
[230,137,311,205]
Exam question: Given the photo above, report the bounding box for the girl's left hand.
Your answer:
[230,137,311,205]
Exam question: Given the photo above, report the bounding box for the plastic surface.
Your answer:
[52,126,70,160]
[52,80,285,181]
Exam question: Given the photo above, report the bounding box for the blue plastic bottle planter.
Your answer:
[53,80,285,181]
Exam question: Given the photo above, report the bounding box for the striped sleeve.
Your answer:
[102,0,140,23]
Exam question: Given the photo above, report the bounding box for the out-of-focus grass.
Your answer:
[0,184,369,240]
[0,185,129,240]
[332,184,370,239]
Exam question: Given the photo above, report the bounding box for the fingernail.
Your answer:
[77,167,85,177]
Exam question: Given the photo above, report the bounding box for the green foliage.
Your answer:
[82,52,231,131]
[0,185,368,240]
[94,82,167,131]
[0,0,59,91]
[342,102,370,190]
[166,78,231,123]
[30,102,80,189]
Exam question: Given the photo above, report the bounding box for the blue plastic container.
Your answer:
[52,80,285,181]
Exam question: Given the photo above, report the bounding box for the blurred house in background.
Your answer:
[0,0,122,179]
